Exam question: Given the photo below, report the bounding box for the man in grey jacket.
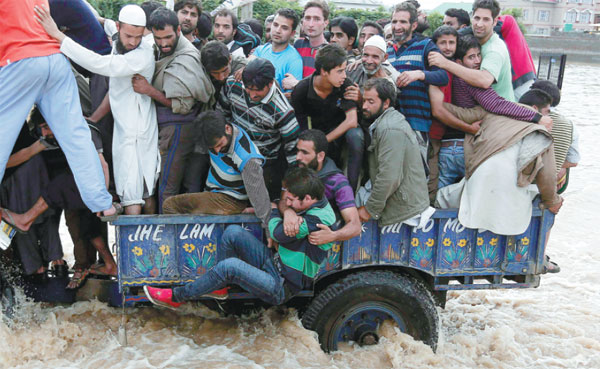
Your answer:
[357,78,429,225]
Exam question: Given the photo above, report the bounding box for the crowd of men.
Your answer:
[0,0,579,305]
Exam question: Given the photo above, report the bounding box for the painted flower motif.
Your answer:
[159,244,170,256]
[477,237,484,246]
[443,238,452,247]
[490,238,498,246]
[411,238,419,247]
[149,267,159,277]
[183,243,195,253]
[132,246,143,256]
[521,237,530,246]
[426,238,435,247]
[205,242,216,253]
[332,243,341,253]
[457,239,467,248]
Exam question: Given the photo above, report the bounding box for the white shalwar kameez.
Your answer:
[60,36,160,206]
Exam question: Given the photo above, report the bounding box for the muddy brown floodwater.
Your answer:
[2,63,600,369]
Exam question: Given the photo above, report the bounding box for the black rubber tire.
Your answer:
[302,270,439,352]
[0,271,15,318]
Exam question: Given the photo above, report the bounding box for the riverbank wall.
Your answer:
[526,32,600,64]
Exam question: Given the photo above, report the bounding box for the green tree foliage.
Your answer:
[252,0,303,23]
[330,5,390,25]
[501,8,527,34]
[423,11,443,37]
[87,0,143,19]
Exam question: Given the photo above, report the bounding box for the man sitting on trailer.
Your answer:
[162,111,272,232]
[279,129,361,245]
[144,167,336,308]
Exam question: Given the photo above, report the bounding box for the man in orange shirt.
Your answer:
[0,0,116,222]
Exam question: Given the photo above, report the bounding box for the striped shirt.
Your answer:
[293,37,327,78]
[446,76,541,139]
[206,125,264,200]
[221,77,299,165]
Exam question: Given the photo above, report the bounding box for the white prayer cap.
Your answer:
[118,4,146,27]
[363,35,387,54]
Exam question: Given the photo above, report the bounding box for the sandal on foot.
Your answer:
[1,208,27,234]
[100,202,124,222]
[66,268,90,289]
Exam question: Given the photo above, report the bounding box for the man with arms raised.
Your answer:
[429,0,514,101]
[132,8,214,211]
[251,8,303,93]
[37,4,160,215]
[280,130,361,245]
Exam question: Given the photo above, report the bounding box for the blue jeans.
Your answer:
[172,225,286,305]
[0,54,112,212]
[438,140,465,189]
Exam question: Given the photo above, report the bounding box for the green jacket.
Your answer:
[366,108,429,225]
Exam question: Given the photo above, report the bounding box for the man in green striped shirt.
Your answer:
[144,167,335,309]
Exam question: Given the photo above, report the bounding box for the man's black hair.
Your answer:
[195,110,229,148]
[472,0,501,19]
[214,8,239,30]
[393,2,418,24]
[432,25,458,44]
[363,78,396,108]
[302,0,330,21]
[283,167,324,201]
[518,89,553,110]
[148,7,179,31]
[531,80,561,107]
[276,8,300,30]
[242,58,275,90]
[314,44,347,74]
[455,35,480,61]
[330,16,358,43]
[298,129,328,155]
[141,1,164,29]
[29,107,46,128]
[243,18,263,39]
[174,0,201,14]
[445,8,471,27]
[360,20,384,37]
[197,11,212,38]
[201,40,230,72]
[404,0,421,9]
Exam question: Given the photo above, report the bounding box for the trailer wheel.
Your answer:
[302,270,439,352]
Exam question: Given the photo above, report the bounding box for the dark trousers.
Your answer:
[329,127,364,192]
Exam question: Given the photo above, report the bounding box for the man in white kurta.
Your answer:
[38,4,160,215]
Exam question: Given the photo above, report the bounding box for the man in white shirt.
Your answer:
[37,4,160,215]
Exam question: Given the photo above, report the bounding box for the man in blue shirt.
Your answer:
[251,8,302,92]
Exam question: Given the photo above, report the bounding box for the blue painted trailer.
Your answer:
[112,202,555,351]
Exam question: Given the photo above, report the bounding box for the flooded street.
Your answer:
[2,63,600,369]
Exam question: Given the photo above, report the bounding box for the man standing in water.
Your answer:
[36,4,160,215]
[0,0,116,225]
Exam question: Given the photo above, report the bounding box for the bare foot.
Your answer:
[2,208,32,232]
[90,263,117,276]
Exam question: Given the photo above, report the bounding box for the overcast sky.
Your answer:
[380,0,472,11]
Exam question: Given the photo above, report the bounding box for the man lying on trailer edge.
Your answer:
[144,167,336,309]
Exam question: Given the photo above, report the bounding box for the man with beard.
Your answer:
[357,21,384,53]
[346,35,398,93]
[162,111,272,233]
[212,8,245,58]
[278,130,361,245]
[388,2,447,152]
[179,41,246,194]
[251,8,303,93]
[356,78,429,226]
[131,8,214,211]
[174,0,201,44]
[264,15,274,43]
[37,4,160,216]
[444,8,471,30]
